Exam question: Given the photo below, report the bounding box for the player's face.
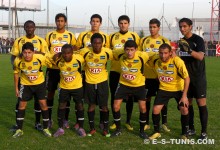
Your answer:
[118,20,130,33]
[24,23,35,36]
[22,49,34,62]
[56,17,66,30]
[90,18,101,32]
[124,47,137,59]
[179,22,192,37]
[62,48,73,62]
[91,38,103,54]
[149,24,160,36]
[159,48,172,62]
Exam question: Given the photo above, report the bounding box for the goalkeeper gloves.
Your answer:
[178,38,193,54]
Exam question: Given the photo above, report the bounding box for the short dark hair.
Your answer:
[61,44,73,52]
[159,43,172,52]
[149,18,160,27]
[24,20,35,28]
[22,42,34,52]
[118,15,130,23]
[90,14,102,23]
[55,13,67,22]
[91,33,103,43]
[124,40,137,49]
[179,18,193,26]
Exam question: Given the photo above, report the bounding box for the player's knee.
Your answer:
[113,104,120,112]
[76,103,84,111]
[59,102,67,109]
[101,106,108,112]
[179,106,188,115]
[88,104,96,112]
[39,100,48,110]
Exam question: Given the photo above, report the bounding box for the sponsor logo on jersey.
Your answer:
[156,41,161,44]
[178,51,191,57]
[100,56,105,59]
[64,76,75,82]
[114,44,123,49]
[133,59,139,63]
[165,71,174,74]
[152,48,159,52]
[128,38,133,40]
[34,47,38,51]
[23,70,30,74]
[60,40,68,44]
[122,73,136,80]
[89,68,102,74]
[159,76,174,82]
[73,63,78,67]
[130,68,138,72]
[157,69,164,73]
[168,64,174,68]
[32,40,37,43]
[63,35,68,38]
[54,46,62,53]
[27,75,38,81]
[121,67,129,72]
[61,71,69,75]
[145,48,150,52]
[88,62,96,67]
[96,63,103,67]
[52,40,59,44]
[33,62,38,65]
[31,70,38,73]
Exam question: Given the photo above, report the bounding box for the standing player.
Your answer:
[75,14,110,130]
[10,20,48,131]
[45,13,77,128]
[149,43,190,140]
[12,42,52,138]
[178,18,208,139]
[80,33,112,137]
[111,40,149,139]
[140,18,170,131]
[53,44,86,137]
[109,15,140,131]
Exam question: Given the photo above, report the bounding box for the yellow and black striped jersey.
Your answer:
[140,35,170,79]
[13,54,52,85]
[113,50,149,87]
[109,31,140,73]
[56,54,84,89]
[153,56,189,91]
[11,35,48,56]
[45,30,76,69]
[80,47,113,84]
[76,31,110,49]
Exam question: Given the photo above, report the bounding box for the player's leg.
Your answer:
[188,98,196,135]
[34,96,42,131]
[138,100,148,139]
[63,101,70,129]
[125,95,134,130]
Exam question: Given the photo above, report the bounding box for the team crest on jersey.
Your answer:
[133,60,139,63]
[28,66,32,70]
[33,62,38,65]
[150,44,154,48]
[165,71,174,74]
[100,56,105,59]
[94,58,99,63]
[128,38,133,40]
[87,34,91,39]
[52,34,56,39]
[32,40,37,43]
[73,63,78,67]
[168,64,174,68]
[59,62,64,67]
[67,67,71,71]
[21,39,25,44]
[22,63,26,68]
[163,65,167,70]
[130,68,138,72]
[156,41,161,44]
[146,39,150,44]
[115,34,119,40]
[128,63,132,68]
[63,35,68,38]
[88,53,93,59]
[121,39,126,43]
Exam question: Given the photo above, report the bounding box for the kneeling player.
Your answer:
[111,40,149,139]
[12,42,52,138]
[149,43,190,140]
[53,44,86,137]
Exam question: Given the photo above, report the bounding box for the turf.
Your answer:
[0,54,219,149]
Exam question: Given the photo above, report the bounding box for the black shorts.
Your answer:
[58,87,83,104]
[46,68,60,92]
[19,82,47,101]
[145,79,159,97]
[109,71,120,99]
[115,84,146,101]
[85,80,109,107]
[154,90,182,105]
[188,77,207,99]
